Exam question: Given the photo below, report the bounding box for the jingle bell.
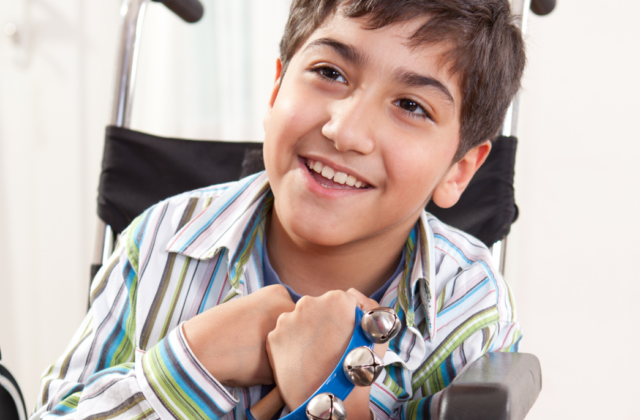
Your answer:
[361,307,401,344]
[306,393,347,420]
[343,346,383,387]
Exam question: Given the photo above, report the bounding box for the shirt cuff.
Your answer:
[370,407,377,420]
[137,323,238,419]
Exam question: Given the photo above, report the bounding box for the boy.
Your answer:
[34,0,525,419]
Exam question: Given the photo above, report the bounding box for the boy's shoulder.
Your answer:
[425,212,495,269]
[134,173,264,231]
[122,172,268,263]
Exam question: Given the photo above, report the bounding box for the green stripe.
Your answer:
[159,257,193,340]
[60,393,80,410]
[42,320,94,405]
[436,290,446,313]
[382,372,406,398]
[130,408,155,420]
[84,392,146,420]
[143,346,208,420]
[59,321,93,377]
[500,326,522,352]
[406,398,422,420]
[411,306,500,392]
[221,290,240,303]
[125,213,146,274]
[119,213,148,362]
[398,234,416,327]
[90,255,120,306]
[230,194,273,289]
[504,279,517,321]
[113,268,138,364]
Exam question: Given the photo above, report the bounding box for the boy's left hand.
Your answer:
[266,288,388,417]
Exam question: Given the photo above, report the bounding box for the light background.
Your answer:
[0,0,638,418]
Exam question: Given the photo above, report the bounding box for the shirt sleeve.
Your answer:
[370,257,522,420]
[370,317,522,420]
[32,214,238,420]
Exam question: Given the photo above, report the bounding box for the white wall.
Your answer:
[0,0,638,418]
[509,1,640,418]
[0,0,119,411]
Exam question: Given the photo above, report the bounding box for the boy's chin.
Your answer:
[286,215,370,248]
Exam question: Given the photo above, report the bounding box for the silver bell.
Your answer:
[343,346,383,386]
[361,307,401,344]
[306,393,347,420]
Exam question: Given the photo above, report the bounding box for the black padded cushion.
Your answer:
[98,126,263,234]
[426,136,518,247]
[98,128,517,246]
[0,360,26,420]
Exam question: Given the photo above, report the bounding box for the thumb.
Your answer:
[346,288,391,359]
[346,288,379,312]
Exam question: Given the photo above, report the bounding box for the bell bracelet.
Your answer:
[246,306,401,420]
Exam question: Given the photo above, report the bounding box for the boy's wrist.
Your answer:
[342,385,375,420]
[138,323,238,418]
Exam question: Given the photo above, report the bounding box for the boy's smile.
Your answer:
[262,11,476,295]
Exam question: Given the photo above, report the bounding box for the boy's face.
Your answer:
[263,13,465,248]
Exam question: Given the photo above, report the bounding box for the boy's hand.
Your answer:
[266,289,389,417]
[182,285,295,387]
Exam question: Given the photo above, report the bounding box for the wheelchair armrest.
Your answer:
[0,362,27,420]
[439,352,541,420]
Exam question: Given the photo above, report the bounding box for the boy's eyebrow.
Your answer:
[394,69,456,105]
[304,38,455,107]
[303,38,366,67]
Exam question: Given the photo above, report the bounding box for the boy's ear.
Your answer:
[263,58,283,131]
[431,140,492,209]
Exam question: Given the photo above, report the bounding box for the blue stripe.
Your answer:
[438,277,491,316]
[86,365,132,386]
[370,394,391,418]
[158,338,224,418]
[199,253,225,312]
[177,173,260,251]
[99,304,130,369]
[434,234,498,300]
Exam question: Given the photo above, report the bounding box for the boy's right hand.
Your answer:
[182,285,295,388]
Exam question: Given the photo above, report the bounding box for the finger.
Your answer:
[249,387,284,420]
[346,288,379,311]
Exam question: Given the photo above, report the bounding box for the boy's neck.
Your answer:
[265,208,410,298]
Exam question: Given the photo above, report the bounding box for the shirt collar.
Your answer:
[166,171,437,339]
[395,212,437,340]
[166,172,271,279]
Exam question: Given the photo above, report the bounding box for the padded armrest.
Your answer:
[0,363,27,420]
[439,352,541,420]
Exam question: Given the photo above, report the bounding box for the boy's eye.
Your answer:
[394,98,431,120]
[313,66,347,84]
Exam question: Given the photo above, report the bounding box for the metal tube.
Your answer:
[495,0,531,273]
[499,235,508,274]
[111,0,149,128]
[93,220,107,266]
[93,0,148,277]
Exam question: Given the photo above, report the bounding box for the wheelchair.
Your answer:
[0,0,556,419]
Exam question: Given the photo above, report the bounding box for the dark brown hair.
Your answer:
[280,0,526,161]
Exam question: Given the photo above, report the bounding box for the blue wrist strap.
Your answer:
[247,307,373,420]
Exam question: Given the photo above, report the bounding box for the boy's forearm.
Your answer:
[181,284,295,387]
[343,386,375,419]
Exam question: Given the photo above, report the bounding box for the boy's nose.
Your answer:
[321,95,376,155]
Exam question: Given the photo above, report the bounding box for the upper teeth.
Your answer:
[306,159,366,188]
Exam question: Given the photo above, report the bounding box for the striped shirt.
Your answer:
[33,171,521,420]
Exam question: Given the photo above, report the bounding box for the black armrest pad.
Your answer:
[0,363,27,420]
[439,352,542,420]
